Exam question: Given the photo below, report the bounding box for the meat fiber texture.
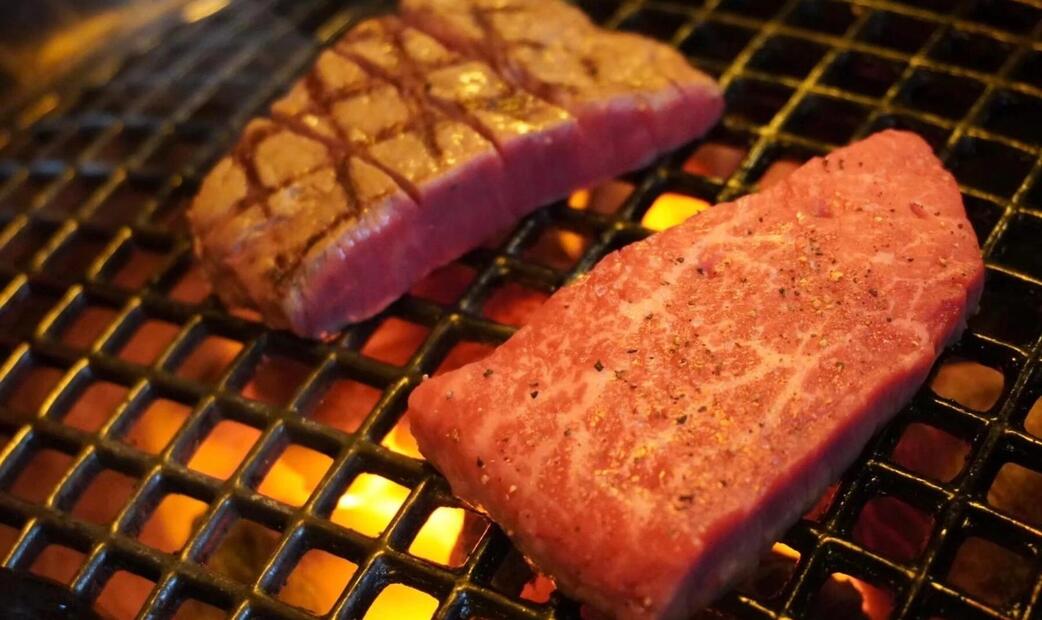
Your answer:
[408,130,985,619]
[187,0,722,338]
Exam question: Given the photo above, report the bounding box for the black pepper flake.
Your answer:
[676,415,688,425]
[678,494,694,503]
[530,390,539,399]
[868,288,879,297]
[778,287,786,296]
[627,348,638,354]
[696,267,705,275]
[476,457,485,468]
[697,405,707,412]
[594,360,604,372]
[483,368,494,378]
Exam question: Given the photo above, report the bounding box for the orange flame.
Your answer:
[132,339,464,618]
[642,193,710,231]
[771,543,890,620]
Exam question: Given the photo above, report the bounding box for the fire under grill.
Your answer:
[0,0,1041,618]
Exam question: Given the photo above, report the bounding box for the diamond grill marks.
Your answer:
[336,21,458,163]
[400,1,590,109]
[336,17,581,184]
[339,20,504,158]
[188,0,722,338]
[402,0,667,110]
[190,27,426,314]
[195,11,575,310]
[399,0,719,176]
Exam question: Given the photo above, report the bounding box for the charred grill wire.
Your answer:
[0,0,1040,619]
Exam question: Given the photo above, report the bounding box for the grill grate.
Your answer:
[0,0,1040,618]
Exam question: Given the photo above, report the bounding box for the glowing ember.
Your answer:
[558,229,588,262]
[366,584,439,619]
[571,184,709,233]
[832,573,893,620]
[410,507,468,565]
[771,541,800,560]
[568,188,591,210]
[771,543,890,619]
[642,193,710,231]
[520,574,557,603]
[182,0,230,23]
[683,142,747,179]
[128,330,464,617]
[279,549,356,614]
[568,180,634,215]
[334,473,409,535]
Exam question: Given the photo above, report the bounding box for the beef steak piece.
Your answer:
[408,130,985,619]
[188,0,722,338]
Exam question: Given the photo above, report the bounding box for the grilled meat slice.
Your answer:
[189,0,722,338]
[408,130,985,619]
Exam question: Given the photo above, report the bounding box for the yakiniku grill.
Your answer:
[0,0,1040,619]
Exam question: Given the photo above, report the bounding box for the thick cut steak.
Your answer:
[188,0,722,338]
[408,131,985,619]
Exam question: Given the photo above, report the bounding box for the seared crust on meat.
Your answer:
[189,0,722,338]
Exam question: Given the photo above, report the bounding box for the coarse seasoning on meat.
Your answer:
[408,130,985,619]
[188,0,722,338]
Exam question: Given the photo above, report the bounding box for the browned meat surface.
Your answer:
[189,0,722,338]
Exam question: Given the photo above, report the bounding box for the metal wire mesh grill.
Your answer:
[0,0,1040,618]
